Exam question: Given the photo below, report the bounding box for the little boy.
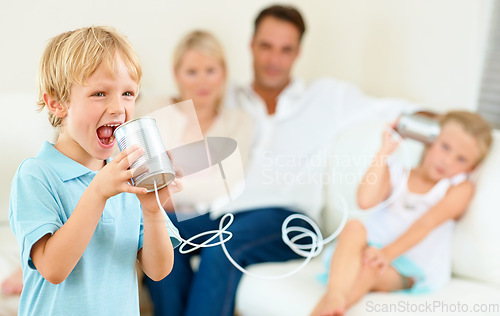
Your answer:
[9,26,181,315]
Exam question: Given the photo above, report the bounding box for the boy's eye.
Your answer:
[441,143,450,151]
[93,92,105,97]
[457,156,467,163]
[123,91,134,97]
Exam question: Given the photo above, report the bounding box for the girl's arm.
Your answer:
[383,181,474,261]
[357,127,400,209]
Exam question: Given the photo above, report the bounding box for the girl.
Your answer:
[311,111,492,316]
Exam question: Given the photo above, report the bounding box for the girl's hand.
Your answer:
[379,120,402,156]
[90,145,148,200]
[362,246,391,275]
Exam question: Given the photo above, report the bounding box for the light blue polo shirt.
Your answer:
[9,141,180,316]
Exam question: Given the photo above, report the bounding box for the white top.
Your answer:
[135,97,254,220]
[363,157,467,291]
[214,78,417,220]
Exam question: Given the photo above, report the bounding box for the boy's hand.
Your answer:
[136,177,183,214]
[362,246,391,275]
[90,145,148,200]
[137,151,184,214]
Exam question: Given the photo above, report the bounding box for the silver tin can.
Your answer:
[396,114,441,144]
[113,117,175,192]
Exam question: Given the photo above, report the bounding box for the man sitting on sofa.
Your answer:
[144,4,417,316]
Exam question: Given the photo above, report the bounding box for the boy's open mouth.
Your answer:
[96,123,121,146]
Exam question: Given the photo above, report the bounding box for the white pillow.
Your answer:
[452,129,500,287]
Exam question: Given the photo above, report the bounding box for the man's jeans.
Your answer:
[143,207,312,316]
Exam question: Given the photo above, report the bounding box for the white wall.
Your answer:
[0,0,492,110]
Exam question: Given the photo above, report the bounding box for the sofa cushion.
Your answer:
[0,225,21,316]
[452,129,500,287]
[237,258,500,316]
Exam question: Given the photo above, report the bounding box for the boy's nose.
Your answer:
[108,98,126,114]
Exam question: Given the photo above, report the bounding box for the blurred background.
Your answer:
[0,2,499,314]
[0,0,493,111]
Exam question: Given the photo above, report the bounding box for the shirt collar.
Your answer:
[277,78,306,100]
[242,78,306,119]
[37,141,96,181]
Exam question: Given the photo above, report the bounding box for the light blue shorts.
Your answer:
[317,242,430,294]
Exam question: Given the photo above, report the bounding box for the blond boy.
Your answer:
[9,26,181,315]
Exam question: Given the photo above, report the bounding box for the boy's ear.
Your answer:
[43,93,68,118]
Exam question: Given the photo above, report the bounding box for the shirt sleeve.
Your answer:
[9,169,63,270]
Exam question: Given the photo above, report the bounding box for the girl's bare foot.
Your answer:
[310,291,346,316]
[1,268,23,295]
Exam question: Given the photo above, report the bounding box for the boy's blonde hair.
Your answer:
[37,26,142,127]
[440,110,493,164]
[172,30,226,109]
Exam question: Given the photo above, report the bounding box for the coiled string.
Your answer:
[152,127,409,280]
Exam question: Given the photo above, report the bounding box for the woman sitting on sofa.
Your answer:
[135,30,254,315]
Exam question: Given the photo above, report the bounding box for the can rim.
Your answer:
[114,117,157,135]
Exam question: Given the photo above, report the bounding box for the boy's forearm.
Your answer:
[139,211,175,281]
[31,182,107,284]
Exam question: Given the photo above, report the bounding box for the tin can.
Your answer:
[114,117,175,192]
[396,114,441,144]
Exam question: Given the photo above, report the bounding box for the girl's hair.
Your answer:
[37,26,142,127]
[440,110,493,164]
[172,30,227,110]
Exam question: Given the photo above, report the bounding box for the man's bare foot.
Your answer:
[1,268,23,295]
[310,291,346,316]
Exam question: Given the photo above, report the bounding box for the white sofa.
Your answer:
[236,121,500,316]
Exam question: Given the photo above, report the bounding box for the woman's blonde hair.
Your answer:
[172,30,226,108]
[37,26,142,127]
[440,110,493,164]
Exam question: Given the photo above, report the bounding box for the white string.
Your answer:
[151,127,410,280]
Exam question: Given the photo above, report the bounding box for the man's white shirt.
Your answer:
[213,78,417,221]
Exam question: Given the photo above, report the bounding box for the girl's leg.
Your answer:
[310,220,368,316]
[345,265,410,308]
